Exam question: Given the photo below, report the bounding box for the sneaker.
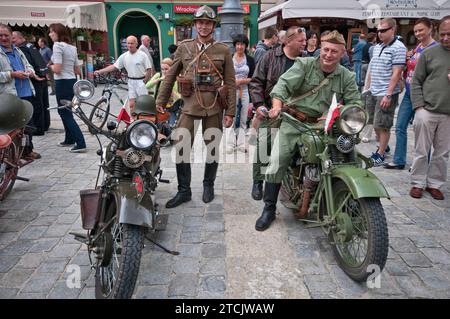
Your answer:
[370,152,385,166]
[59,141,75,147]
[384,162,405,170]
[70,145,87,153]
[361,137,370,143]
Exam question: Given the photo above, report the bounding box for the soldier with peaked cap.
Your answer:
[156,5,236,208]
[255,30,363,231]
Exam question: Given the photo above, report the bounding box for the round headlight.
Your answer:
[338,107,367,135]
[73,80,95,100]
[127,120,158,150]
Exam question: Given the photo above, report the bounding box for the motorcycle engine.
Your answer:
[122,148,146,168]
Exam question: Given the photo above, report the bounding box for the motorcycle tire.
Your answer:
[329,180,389,282]
[88,97,110,134]
[0,143,19,201]
[95,222,145,299]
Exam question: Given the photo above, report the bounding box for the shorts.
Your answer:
[128,79,148,99]
[369,93,399,129]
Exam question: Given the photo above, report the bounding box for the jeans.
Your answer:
[354,61,362,86]
[393,92,414,166]
[55,79,86,148]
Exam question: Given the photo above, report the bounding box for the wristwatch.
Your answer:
[385,94,392,99]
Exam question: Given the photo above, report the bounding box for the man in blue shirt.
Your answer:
[0,24,41,160]
[352,34,367,86]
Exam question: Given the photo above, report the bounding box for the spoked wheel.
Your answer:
[329,180,388,282]
[280,166,301,210]
[0,143,19,201]
[95,204,145,299]
[88,97,110,134]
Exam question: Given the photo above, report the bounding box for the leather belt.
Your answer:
[282,106,318,124]
[128,76,145,80]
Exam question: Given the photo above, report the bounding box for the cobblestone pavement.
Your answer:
[1,86,450,299]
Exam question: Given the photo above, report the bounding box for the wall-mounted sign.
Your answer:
[173,5,200,14]
[31,12,45,18]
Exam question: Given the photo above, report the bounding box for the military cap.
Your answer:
[321,30,346,46]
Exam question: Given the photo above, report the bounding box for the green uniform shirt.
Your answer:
[270,57,362,118]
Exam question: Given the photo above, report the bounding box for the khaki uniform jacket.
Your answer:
[156,38,236,117]
[270,57,362,118]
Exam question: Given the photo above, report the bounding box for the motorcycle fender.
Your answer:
[117,182,154,228]
[332,166,390,199]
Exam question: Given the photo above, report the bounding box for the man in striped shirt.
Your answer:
[366,18,407,166]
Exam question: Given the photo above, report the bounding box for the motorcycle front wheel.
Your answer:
[95,214,145,298]
[0,143,19,201]
[329,180,389,282]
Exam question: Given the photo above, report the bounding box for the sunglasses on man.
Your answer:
[377,27,393,34]
[286,27,306,39]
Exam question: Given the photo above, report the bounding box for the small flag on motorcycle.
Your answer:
[117,107,131,125]
[325,93,340,133]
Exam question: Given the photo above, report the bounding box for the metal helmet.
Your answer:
[133,95,157,116]
[193,5,217,23]
[0,93,33,134]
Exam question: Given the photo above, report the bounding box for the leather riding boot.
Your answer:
[166,163,192,208]
[202,162,218,203]
[255,182,281,231]
[251,180,263,201]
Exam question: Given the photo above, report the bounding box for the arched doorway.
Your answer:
[115,10,161,71]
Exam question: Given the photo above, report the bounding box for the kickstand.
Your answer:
[145,235,179,255]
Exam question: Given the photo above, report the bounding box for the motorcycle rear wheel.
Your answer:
[329,180,388,282]
[0,143,19,201]
[95,219,145,299]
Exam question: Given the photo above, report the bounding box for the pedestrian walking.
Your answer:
[409,16,450,200]
[48,23,86,153]
[156,5,236,207]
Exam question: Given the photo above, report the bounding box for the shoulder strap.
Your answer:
[203,52,224,82]
[183,42,219,76]
[285,77,330,107]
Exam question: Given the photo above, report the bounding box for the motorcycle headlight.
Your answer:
[126,120,157,150]
[337,106,367,135]
[73,80,95,101]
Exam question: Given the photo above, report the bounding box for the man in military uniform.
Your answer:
[255,31,363,231]
[156,5,236,208]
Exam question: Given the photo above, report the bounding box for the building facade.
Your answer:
[105,0,259,71]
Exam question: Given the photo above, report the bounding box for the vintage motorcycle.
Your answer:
[278,101,389,282]
[0,94,34,201]
[59,80,172,298]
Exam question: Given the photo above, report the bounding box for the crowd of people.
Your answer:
[1,10,449,224]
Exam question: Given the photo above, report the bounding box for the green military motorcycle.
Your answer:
[279,105,389,282]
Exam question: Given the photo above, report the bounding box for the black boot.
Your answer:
[203,162,218,203]
[255,182,281,231]
[166,163,192,208]
[251,180,263,201]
